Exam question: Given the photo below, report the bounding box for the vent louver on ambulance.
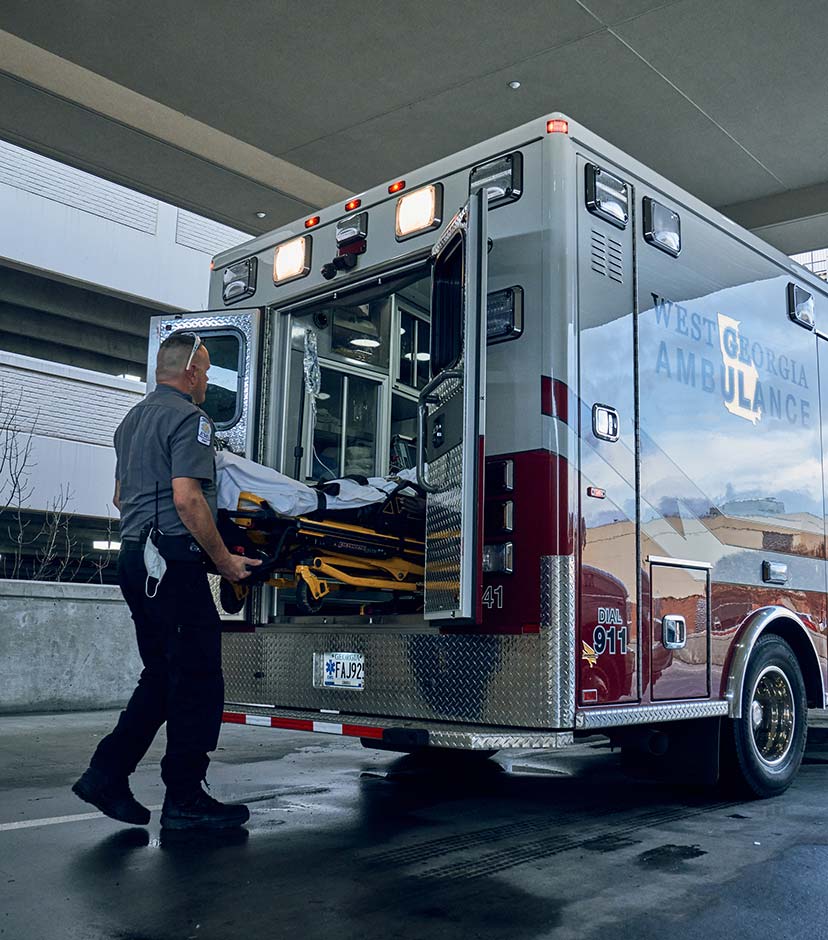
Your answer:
[590,230,624,284]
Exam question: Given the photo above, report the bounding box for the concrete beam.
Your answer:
[0,302,145,363]
[0,28,349,211]
[0,266,153,338]
[0,330,141,377]
[720,182,828,254]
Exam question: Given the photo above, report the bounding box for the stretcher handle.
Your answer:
[416,369,462,494]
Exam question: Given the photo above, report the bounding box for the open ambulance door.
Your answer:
[147,308,264,458]
[417,189,488,623]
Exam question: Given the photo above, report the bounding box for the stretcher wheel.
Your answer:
[295,578,324,615]
[219,578,248,615]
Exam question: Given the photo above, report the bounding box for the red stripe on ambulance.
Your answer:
[222,711,383,739]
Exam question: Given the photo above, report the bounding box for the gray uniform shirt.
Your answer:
[114,384,217,539]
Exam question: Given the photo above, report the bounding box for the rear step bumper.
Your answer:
[223,705,573,750]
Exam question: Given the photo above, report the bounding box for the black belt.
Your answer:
[122,531,205,562]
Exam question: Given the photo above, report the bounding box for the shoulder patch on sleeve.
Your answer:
[197,415,212,446]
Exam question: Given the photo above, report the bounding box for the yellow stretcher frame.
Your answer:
[222,490,425,612]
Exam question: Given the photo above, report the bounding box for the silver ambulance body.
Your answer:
[149,113,828,790]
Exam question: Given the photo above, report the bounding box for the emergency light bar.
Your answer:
[585,164,629,229]
[643,197,681,257]
[273,236,311,284]
[395,184,443,240]
[487,286,523,343]
[788,283,815,330]
[470,153,522,208]
[222,257,257,304]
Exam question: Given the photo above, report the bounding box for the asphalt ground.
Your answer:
[1,710,828,940]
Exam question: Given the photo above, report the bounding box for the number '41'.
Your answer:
[482,585,504,609]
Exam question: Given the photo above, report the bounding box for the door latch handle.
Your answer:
[662,615,687,650]
[592,403,619,442]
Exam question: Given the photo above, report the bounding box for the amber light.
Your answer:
[305,216,320,229]
[547,119,569,134]
[345,198,362,211]
[388,180,406,194]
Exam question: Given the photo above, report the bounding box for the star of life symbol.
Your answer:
[325,660,336,676]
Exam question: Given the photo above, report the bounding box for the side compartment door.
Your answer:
[417,189,488,622]
[148,308,263,458]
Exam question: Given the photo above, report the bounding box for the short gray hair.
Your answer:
[156,332,200,379]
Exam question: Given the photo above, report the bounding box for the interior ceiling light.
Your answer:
[508,80,521,89]
[255,211,267,219]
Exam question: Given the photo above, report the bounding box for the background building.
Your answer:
[0,138,248,580]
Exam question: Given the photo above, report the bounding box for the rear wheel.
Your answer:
[724,635,807,798]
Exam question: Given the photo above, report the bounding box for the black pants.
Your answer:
[90,548,224,796]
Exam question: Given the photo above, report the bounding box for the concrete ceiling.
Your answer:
[0,1,826,252]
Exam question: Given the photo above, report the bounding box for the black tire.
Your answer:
[724,635,807,798]
[295,578,324,615]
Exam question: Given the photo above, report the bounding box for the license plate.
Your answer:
[322,652,365,689]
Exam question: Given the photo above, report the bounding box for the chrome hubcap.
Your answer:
[749,666,795,767]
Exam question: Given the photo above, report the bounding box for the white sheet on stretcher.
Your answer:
[215,451,418,516]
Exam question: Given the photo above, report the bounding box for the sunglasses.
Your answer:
[181,333,202,371]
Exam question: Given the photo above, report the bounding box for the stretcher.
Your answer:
[215,478,426,615]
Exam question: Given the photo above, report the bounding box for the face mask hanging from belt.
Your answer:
[144,482,167,598]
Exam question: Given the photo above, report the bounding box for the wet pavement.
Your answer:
[2,710,828,940]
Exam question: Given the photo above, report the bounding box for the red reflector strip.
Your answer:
[222,711,384,740]
[541,375,554,416]
[541,376,575,425]
[547,119,569,134]
[582,689,599,703]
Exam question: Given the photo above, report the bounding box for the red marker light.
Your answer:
[388,180,406,194]
[345,198,361,212]
[305,216,320,229]
[209,261,215,270]
[547,119,569,134]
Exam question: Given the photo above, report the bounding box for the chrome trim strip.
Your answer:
[575,701,729,729]
[725,606,825,718]
[647,555,713,570]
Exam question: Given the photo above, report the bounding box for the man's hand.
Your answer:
[173,476,262,581]
[217,552,262,583]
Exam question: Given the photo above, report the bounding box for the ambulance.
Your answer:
[149,113,828,797]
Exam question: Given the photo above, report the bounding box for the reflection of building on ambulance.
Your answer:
[148,113,828,801]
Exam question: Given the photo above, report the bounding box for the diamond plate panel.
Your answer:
[155,313,256,455]
[221,553,577,729]
[223,632,268,706]
[575,700,729,729]
[425,436,464,616]
[542,555,576,728]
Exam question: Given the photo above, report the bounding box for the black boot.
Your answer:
[160,787,250,830]
[72,767,151,826]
